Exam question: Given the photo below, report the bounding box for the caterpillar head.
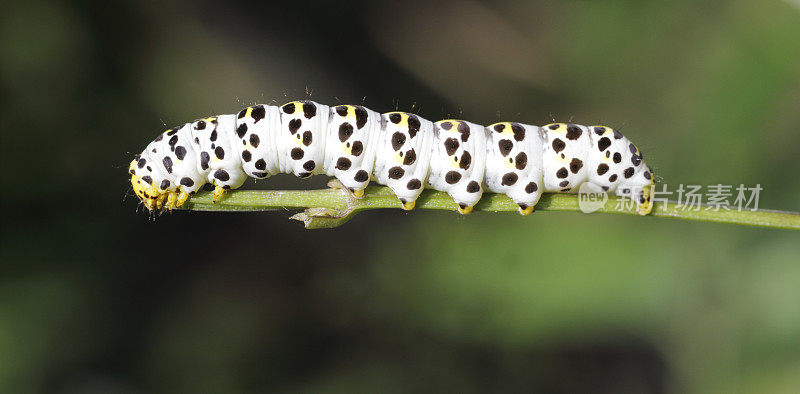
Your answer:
[129,159,162,210]
[129,155,192,212]
[617,165,656,215]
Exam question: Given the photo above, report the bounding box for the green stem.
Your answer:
[179,186,800,230]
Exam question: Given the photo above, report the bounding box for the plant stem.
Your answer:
[178,186,800,230]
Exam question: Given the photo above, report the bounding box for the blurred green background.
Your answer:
[1,0,799,392]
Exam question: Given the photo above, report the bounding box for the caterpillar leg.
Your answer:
[155,193,167,210]
[401,199,416,210]
[327,179,366,199]
[457,203,473,215]
[344,187,366,199]
[518,204,535,216]
[176,191,191,207]
[166,191,179,211]
[212,185,226,203]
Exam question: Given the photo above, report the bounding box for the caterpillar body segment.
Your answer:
[542,123,591,193]
[198,115,249,198]
[485,122,544,215]
[278,101,330,177]
[428,120,487,214]
[166,123,205,195]
[323,105,382,195]
[373,112,435,210]
[586,125,628,192]
[129,99,656,216]
[235,105,281,179]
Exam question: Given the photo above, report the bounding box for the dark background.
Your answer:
[1,0,799,392]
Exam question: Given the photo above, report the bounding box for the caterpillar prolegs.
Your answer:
[129,100,656,215]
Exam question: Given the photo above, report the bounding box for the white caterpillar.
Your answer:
[129,100,655,215]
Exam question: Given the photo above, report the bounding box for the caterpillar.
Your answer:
[129,100,655,216]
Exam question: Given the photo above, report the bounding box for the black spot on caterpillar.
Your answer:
[355,107,368,129]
